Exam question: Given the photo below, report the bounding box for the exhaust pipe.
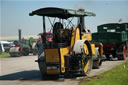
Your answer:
[78,8,85,39]
[18,29,21,41]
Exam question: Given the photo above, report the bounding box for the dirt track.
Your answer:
[0,55,126,85]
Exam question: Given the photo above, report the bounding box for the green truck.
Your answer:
[92,23,128,60]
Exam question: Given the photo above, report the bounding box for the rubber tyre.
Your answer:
[38,52,47,80]
[112,51,116,58]
[99,60,102,66]
[105,54,110,60]
[17,52,22,57]
[22,48,29,56]
[38,61,47,80]
[33,50,37,55]
[93,59,100,69]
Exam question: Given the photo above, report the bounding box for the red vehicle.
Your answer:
[38,32,53,42]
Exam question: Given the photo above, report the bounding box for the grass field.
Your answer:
[80,59,128,85]
[0,52,10,58]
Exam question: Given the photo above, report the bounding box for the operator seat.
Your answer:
[53,22,64,42]
[53,22,63,34]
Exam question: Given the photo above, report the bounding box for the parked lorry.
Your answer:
[9,37,38,56]
[29,7,104,79]
[92,23,128,60]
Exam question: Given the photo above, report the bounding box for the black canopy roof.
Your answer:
[29,7,96,19]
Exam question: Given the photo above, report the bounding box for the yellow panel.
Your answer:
[45,48,60,75]
[45,49,59,63]
[60,48,69,73]
[75,28,80,41]
[47,68,60,75]
[70,27,80,51]
[45,48,69,74]
[82,33,92,41]
[91,44,96,56]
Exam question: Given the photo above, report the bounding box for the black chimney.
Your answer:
[18,29,21,41]
[78,8,85,32]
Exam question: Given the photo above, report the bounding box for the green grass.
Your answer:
[80,59,128,85]
[0,52,10,58]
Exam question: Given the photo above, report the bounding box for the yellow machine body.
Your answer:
[44,27,100,75]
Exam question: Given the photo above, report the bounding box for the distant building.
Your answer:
[0,35,39,41]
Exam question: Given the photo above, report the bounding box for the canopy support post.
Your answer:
[42,16,46,44]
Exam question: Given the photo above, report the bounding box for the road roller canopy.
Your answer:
[29,7,96,19]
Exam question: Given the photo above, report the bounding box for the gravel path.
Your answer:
[0,55,126,85]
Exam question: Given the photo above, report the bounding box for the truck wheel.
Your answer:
[99,60,102,66]
[126,47,128,57]
[122,46,127,60]
[33,50,37,55]
[22,48,29,56]
[38,61,47,80]
[105,54,110,60]
[38,52,47,80]
[112,52,116,58]
[117,45,127,60]
[17,52,22,57]
[93,59,100,69]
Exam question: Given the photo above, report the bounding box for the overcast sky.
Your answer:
[1,0,128,37]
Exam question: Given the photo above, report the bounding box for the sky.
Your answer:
[1,0,128,37]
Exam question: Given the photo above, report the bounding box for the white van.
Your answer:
[0,41,14,53]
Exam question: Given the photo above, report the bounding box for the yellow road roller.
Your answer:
[29,7,103,79]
